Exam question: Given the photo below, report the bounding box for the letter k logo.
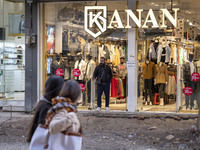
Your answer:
[84,6,107,38]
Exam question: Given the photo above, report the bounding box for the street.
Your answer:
[0,111,200,150]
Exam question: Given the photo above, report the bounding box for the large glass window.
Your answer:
[42,1,128,110]
[136,0,200,113]
[0,0,25,105]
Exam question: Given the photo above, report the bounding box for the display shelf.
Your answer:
[0,40,25,99]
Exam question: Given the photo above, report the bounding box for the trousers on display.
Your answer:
[144,79,153,102]
[185,81,200,108]
[97,83,110,108]
[157,83,165,98]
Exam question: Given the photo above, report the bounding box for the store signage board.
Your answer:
[55,68,63,76]
[79,83,85,92]
[85,6,179,38]
[183,87,193,96]
[191,72,200,82]
[73,68,81,77]
[127,61,136,69]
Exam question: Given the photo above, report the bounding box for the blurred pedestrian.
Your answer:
[27,75,64,142]
[30,79,82,150]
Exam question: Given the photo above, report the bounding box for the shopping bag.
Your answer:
[29,125,49,150]
[30,125,82,150]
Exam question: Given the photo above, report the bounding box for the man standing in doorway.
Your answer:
[93,57,113,111]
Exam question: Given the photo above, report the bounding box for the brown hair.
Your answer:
[59,79,81,103]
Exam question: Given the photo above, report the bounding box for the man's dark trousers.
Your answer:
[97,83,110,108]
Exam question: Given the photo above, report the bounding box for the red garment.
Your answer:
[116,78,122,97]
[174,75,177,83]
[111,78,122,98]
[111,78,119,97]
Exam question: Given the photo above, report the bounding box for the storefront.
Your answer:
[0,0,25,110]
[25,0,200,113]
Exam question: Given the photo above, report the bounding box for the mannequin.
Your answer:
[149,39,162,64]
[183,52,196,110]
[74,54,86,81]
[50,54,65,77]
[117,57,128,98]
[64,56,74,79]
[155,56,168,105]
[85,54,96,103]
[117,57,127,79]
[142,57,155,105]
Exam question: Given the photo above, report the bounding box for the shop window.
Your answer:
[43,2,128,110]
[0,0,25,101]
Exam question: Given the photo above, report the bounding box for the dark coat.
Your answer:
[93,64,113,84]
[27,98,52,142]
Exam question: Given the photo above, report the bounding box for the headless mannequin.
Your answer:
[142,58,155,105]
[50,54,64,77]
[150,40,159,64]
[183,53,195,110]
[154,41,159,51]
[156,56,168,106]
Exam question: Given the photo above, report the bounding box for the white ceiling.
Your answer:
[137,0,200,25]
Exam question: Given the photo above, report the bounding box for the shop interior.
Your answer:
[42,0,200,112]
[137,0,200,113]
[43,1,128,110]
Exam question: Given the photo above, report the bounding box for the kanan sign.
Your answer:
[84,6,179,38]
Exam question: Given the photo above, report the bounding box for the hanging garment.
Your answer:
[83,42,90,55]
[119,78,124,97]
[179,47,184,64]
[110,45,116,62]
[98,45,106,63]
[104,46,110,60]
[111,78,119,97]
[122,46,127,61]
[90,43,98,59]
[64,68,70,80]
[86,59,96,79]
[149,43,162,60]
[113,47,120,66]
[119,46,125,57]
[194,47,200,61]
[167,75,176,95]
[74,60,86,80]
[111,78,122,98]
[157,45,171,63]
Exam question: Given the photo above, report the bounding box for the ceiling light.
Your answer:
[151,2,155,5]
[189,22,193,26]
[187,19,189,22]
[173,3,177,6]
[155,4,159,7]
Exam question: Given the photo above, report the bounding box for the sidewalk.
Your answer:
[0,109,198,120]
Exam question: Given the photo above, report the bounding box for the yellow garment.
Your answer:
[113,47,120,66]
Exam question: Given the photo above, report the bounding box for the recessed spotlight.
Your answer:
[173,3,177,6]
[189,22,193,26]
[155,4,159,6]
[151,2,155,5]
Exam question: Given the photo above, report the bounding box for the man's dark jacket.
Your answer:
[93,64,113,84]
